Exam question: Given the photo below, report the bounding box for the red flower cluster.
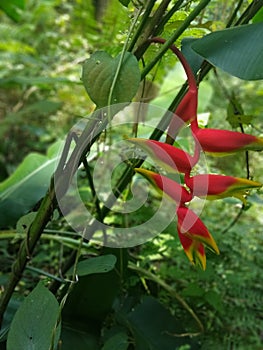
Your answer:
[128,38,263,269]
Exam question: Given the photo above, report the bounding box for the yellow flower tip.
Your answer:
[185,242,207,270]
[234,177,262,189]
[196,253,206,270]
[206,235,220,256]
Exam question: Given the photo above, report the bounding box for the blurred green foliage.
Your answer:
[0,0,263,349]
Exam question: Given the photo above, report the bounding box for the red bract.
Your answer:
[150,37,199,138]
[128,138,198,174]
[167,89,198,139]
[134,168,192,204]
[194,128,263,155]
[186,174,262,202]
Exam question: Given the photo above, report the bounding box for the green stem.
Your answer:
[157,0,185,32]
[235,0,263,25]
[107,7,141,107]
[0,179,56,325]
[128,0,156,52]
[133,0,173,58]
[0,232,90,249]
[226,0,245,27]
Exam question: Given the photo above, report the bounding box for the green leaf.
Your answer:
[127,296,197,350]
[192,23,263,80]
[7,282,60,350]
[0,0,25,22]
[0,140,63,228]
[82,51,141,107]
[181,37,203,76]
[66,254,117,277]
[118,0,130,7]
[204,290,223,312]
[102,332,129,350]
[181,283,205,297]
[63,254,121,323]
[253,7,263,23]
[60,324,100,350]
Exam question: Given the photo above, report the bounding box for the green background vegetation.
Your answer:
[0,0,263,349]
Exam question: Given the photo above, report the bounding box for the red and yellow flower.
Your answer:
[130,39,263,269]
[177,206,220,270]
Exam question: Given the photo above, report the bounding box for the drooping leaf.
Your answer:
[192,23,263,80]
[0,140,63,228]
[66,254,117,277]
[82,51,141,107]
[7,282,60,350]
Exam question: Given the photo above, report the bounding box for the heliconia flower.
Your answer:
[177,206,220,269]
[128,138,199,174]
[194,128,263,155]
[185,174,262,202]
[134,168,192,204]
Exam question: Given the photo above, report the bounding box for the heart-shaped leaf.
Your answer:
[82,51,141,107]
[192,23,263,80]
